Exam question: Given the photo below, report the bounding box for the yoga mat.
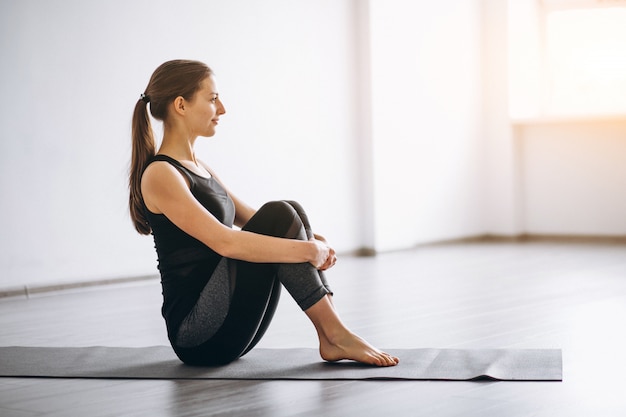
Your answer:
[0,346,562,381]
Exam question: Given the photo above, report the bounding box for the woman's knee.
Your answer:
[259,200,297,216]
[243,200,305,239]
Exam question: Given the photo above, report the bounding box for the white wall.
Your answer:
[519,119,626,235]
[1,0,624,291]
[368,0,485,251]
[0,0,362,289]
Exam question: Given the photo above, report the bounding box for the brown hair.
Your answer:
[129,60,213,234]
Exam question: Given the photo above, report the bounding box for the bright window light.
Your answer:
[545,7,626,116]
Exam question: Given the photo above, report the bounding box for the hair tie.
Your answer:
[140,93,150,103]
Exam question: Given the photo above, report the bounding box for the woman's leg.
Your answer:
[172,256,279,366]
[238,201,332,355]
[173,201,324,365]
[175,200,398,367]
[174,257,233,349]
[282,200,332,294]
[245,201,398,367]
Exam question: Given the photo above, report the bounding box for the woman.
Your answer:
[129,59,399,367]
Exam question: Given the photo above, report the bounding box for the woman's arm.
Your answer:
[200,161,337,271]
[141,162,330,267]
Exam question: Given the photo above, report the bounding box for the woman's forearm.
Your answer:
[216,228,324,266]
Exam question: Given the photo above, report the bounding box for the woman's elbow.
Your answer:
[215,243,238,259]
[205,229,240,259]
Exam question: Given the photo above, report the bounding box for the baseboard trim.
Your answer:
[469,233,626,244]
[0,274,159,300]
[346,233,626,256]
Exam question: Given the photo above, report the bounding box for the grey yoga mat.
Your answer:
[0,346,562,381]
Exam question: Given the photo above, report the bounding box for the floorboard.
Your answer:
[1,240,625,416]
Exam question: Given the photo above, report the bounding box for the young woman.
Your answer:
[129,59,399,367]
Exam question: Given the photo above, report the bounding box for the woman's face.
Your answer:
[186,75,226,138]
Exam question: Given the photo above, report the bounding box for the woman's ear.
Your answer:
[172,96,186,116]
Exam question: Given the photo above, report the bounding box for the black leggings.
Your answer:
[172,200,332,366]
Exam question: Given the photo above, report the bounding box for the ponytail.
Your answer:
[129,97,155,235]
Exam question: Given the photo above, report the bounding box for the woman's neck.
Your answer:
[159,128,198,163]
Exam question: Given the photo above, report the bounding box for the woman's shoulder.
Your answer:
[143,158,179,177]
[142,159,190,190]
[141,159,194,214]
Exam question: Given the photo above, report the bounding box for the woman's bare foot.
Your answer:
[319,330,399,367]
[305,295,399,367]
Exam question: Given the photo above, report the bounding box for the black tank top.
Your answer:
[143,154,236,341]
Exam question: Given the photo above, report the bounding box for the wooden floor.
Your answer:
[1,239,626,416]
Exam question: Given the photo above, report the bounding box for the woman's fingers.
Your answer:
[309,238,330,269]
[308,237,337,271]
[318,249,337,271]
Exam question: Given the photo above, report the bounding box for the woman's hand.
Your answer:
[309,238,337,271]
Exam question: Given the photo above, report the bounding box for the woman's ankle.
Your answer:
[305,296,349,341]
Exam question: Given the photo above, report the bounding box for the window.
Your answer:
[509,0,626,120]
